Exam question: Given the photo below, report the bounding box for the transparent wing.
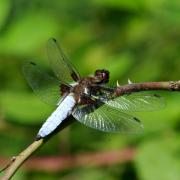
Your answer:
[72,101,143,133]
[47,38,80,83]
[23,62,61,106]
[102,93,165,112]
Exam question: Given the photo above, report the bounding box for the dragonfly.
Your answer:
[23,38,164,140]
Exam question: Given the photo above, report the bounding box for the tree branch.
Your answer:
[1,140,44,180]
[1,118,75,180]
[114,81,180,95]
[1,80,179,179]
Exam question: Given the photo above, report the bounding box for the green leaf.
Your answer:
[0,91,53,125]
[93,0,142,11]
[0,11,59,56]
[135,137,180,180]
[0,0,10,28]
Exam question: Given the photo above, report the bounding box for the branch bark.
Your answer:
[1,80,180,179]
[114,81,180,95]
[1,140,44,180]
[1,118,75,180]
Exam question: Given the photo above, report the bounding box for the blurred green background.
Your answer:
[0,0,180,179]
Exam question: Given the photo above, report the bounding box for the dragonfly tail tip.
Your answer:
[35,135,42,141]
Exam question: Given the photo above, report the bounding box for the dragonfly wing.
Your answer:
[23,62,61,106]
[47,38,80,83]
[72,101,143,133]
[103,93,165,112]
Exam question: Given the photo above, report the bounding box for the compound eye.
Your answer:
[102,72,107,78]
[95,69,109,83]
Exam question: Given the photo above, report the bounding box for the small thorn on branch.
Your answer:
[128,78,133,84]
[116,80,120,87]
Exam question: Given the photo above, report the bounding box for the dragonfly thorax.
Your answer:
[70,76,105,105]
[65,69,109,102]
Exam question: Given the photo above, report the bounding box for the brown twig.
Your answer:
[0,157,16,173]
[1,140,44,180]
[115,81,180,95]
[1,118,75,180]
[0,148,135,173]
[1,80,180,179]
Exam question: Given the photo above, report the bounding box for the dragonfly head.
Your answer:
[94,69,109,84]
